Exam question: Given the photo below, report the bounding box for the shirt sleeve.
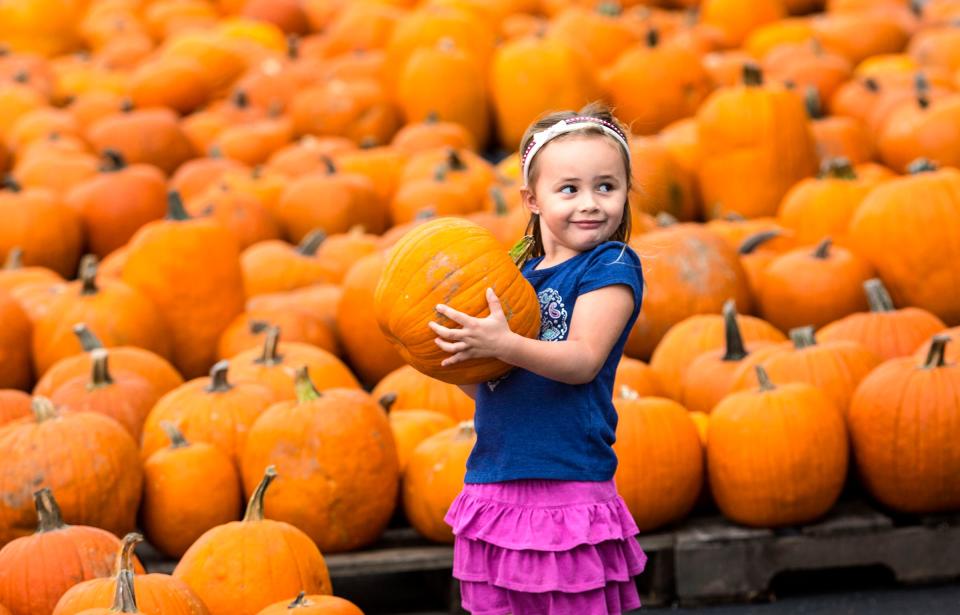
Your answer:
[577,242,644,315]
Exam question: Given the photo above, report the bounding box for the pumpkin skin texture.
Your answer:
[0,390,30,427]
[849,336,960,514]
[848,165,960,326]
[708,368,849,527]
[817,278,947,360]
[403,421,476,543]
[0,489,143,615]
[613,357,665,398]
[389,408,457,475]
[174,467,332,615]
[0,183,82,280]
[0,398,142,548]
[375,218,540,385]
[372,365,475,422]
[121,192,245,378]
[142,423,241,558]
[241,374,399,553]
[0,289,32,390]
[53,533,209,615]
[255,593,363,615]
[140,360,275,465]
[613,395,703,532]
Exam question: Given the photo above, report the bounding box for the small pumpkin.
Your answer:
[255,592,363,615]
[240,230,337,297]
[372,364,475,422]
[0,288,32,390]
[0,390,30,426]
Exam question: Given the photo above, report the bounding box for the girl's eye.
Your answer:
[598,183,613,192]
[559,185,577,194]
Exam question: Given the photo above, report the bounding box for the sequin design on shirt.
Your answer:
[538,288,568,342]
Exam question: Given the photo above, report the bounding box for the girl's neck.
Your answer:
[535,243,588,270]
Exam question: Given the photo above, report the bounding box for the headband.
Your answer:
[521,116,631,187]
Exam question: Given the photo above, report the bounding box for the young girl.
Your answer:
[429,103,647,614]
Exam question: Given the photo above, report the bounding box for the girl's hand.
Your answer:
[429,288,514,367]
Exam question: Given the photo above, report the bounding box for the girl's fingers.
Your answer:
[428,320,461,340]
[435,303,471,326]
[434,338,467,353]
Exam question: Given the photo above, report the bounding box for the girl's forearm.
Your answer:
[457,384,478,400]
[499,332,603,385]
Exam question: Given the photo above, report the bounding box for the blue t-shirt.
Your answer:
[465,241,644,484]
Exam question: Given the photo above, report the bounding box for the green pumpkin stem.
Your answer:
[101,149,127,172]
[378,392,398,412]
[3,246,22,269]
[817,157,856,180]
[116,533,144,574]
[738,229,780,255]
[804,86,824,120]
[34,487,66,532]
[789,326,817,349]
[508,235,535,267]
[79,254,99,295]
[911,0,929,16]
[205,360,234,393]
[743,63,763,86]
[112,569,139,613]
[160,421,189,449]
[922,335,950,369]
[907,158,938,174]
[294,366,322,403]
[721,300,748,361]
[655,211,678,227]
[456,420,476,439]
[89,348,115,388]
[489,186,510,216]
[755,365,776,392]
[813,237,832,259]
[73,323,104,351]
[864,278,895,312]
[433,164,448,182]
[243,465,277,522]
[31,396,59,423]
[166,191,190,221]
[256,326,283,366]
[915,72,930,109]
[296,229,326,256]
[619,385,640,401]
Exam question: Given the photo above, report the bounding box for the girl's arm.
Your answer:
[429,285,635,386]
[457,384,478,400]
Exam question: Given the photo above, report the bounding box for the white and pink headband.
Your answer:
[520,116,631,187]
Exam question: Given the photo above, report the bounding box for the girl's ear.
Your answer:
[521,186,539,214]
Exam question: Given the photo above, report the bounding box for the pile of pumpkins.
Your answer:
[0,0,960,613]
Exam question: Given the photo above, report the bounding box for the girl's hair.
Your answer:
[518,101,633,259]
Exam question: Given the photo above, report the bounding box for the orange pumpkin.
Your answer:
[613,357,664,398]
[0,289,32,390]
[372,364,475,422]
[375,218,540,385]
[700,0,787,48]
[388,405,457,475]
[0,390,30,427]
[707,366,848,527]
[217,309,339,359]
[241,370,400,552]
[240,231,337,297]
[86,107,196,175]
[0,180,82,279]
[403,421,476,543]
[142,424,241,558]
[255,593,363,615]
[914,325,960,364]
[184,183,281,250]
[613,393,703,532]
[173,467,332,615]
[0,489,143,614]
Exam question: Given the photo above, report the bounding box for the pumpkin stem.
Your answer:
[863,76,880,92]
[911,0,929,16]
[359,136,378,149]
[3,246,23,269]
[12,69,28,84]
[206,360,234,392]
[166,191,191,221]
[738,229,780,255]
[812,237,832,259]
[294,365,322,403]
[907,158,938,174]
[424,111,439,124]
[804,86,824,120]
[817,157,856,180]
[489,186,509,216]
[120,98,134,112]
[755,365,776,392]
[434,164,448,182]
[378,392,397,412]
[256,326,283,365]
[789,326,817,349]
[321,156,336,175]
[89,348,115,389]
[34,487,66,532]
[645,28,659,48]
[231,89,249,109]
[289,591,310,608]
[243,465,277,522]
[922,334,950,369]
[160,421,189,449]
[619,385,640,401]
[446,149,467,171]
[116,532,143,574]
[78,254,99,295]
[73,323,104,351]
[100,149,127,172]
[597,1,622,17]
[655,211,678,227]
[286,33,299,59]
[112,569,139,613]
[864,278,895,312]
[297,229,326,256]
[31,396,59,423]
[720,300,748,361]
[456,420,476,439]
[742,63,763,86]
[2,174,22,192]
[508,234,535,267]
[915,72,931,109]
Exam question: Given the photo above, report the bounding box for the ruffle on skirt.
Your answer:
[445,479,648,615]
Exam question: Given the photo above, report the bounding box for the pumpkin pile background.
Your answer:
[1,0,960,612]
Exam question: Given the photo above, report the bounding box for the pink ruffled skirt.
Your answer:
[444,479,647,615]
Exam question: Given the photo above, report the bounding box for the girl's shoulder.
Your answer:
[583,241,642,269]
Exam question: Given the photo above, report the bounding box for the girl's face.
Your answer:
[522,134,628,262]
